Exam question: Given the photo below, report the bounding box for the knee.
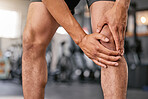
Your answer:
[100,25,116,51]
[22,27,47,56]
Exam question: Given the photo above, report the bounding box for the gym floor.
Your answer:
[0,81,148,99]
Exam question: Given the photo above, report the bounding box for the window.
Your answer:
[0,9,21,38]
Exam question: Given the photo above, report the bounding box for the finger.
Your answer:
[121,40,124,56]
[120,26,125,55]
[97,58,119,66]
[96,17,106,33]
[122,25,126,55]
[94,33,109,42]
[119,27,124,54]
[93,59,107,68]
[109,25,121,51]
[97,53,121,62]
[98,43,120,56]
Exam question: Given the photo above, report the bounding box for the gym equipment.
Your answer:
[53,41,73,82]
[5,44,22,84]
[0,51,11,79]
[125,2,142,69]
[125,2,148,88]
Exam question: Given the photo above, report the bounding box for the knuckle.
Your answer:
[117,37,120,41]
[106,56,110,60]
[115,37,120,42]
[97,58,100,62]
[98,34,102,38]
[88,56,93,59]
[112,25,118,31]
[108,52,112,56]
[93,51,97,57]
[107,61,113,65]
[97,53,101,57]
[100,34,105,39]
[120,26,123,31]
[97,24,101,28]
[95,45,100,50]
[98,58,101,61]
[120,40,123,44]
[93,60,97,64]
[113,57,118,61]
[110,57,115,61]
[115,57,119,60]
[107,56,113,61]
[111,62,116,66]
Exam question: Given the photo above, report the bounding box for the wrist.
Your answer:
[75,30,87,45]
[68,24,87,45]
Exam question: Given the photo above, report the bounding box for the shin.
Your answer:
[90,1,128,99]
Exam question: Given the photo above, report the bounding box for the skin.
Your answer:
[96,0,130,54]
[22,0,128,99]
[42,0,121,68]
[90,1,128,99]
[22,3,59,99]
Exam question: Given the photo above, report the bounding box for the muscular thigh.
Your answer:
[23,2,59,48]
[90,1,115,51]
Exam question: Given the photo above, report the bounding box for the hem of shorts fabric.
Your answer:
[88,0,115,8]
[30,0,42,2]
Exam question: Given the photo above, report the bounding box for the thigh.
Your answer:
[23,2,59,47]
[90,1,115,50]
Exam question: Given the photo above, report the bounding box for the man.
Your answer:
[22,0,130,99]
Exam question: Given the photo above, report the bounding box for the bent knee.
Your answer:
[100,25,116,51]
[23,28,47,54]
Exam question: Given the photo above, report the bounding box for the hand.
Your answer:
[78,32,121,68]
[96,2,128,55]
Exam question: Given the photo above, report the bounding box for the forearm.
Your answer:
[42,0,86,44]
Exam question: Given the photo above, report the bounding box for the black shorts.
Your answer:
[30,0,115,14]
[30,0,80,14]
[86,0,115,8]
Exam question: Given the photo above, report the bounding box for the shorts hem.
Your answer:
[86,0,115,8]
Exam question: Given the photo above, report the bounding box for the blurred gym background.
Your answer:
[0,0,148,99]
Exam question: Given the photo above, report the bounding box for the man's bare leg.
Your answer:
[22,2,59,99]
[90,1,128,99]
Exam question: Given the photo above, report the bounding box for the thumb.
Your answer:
[96,17,107,33]
[94,33,109,42]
